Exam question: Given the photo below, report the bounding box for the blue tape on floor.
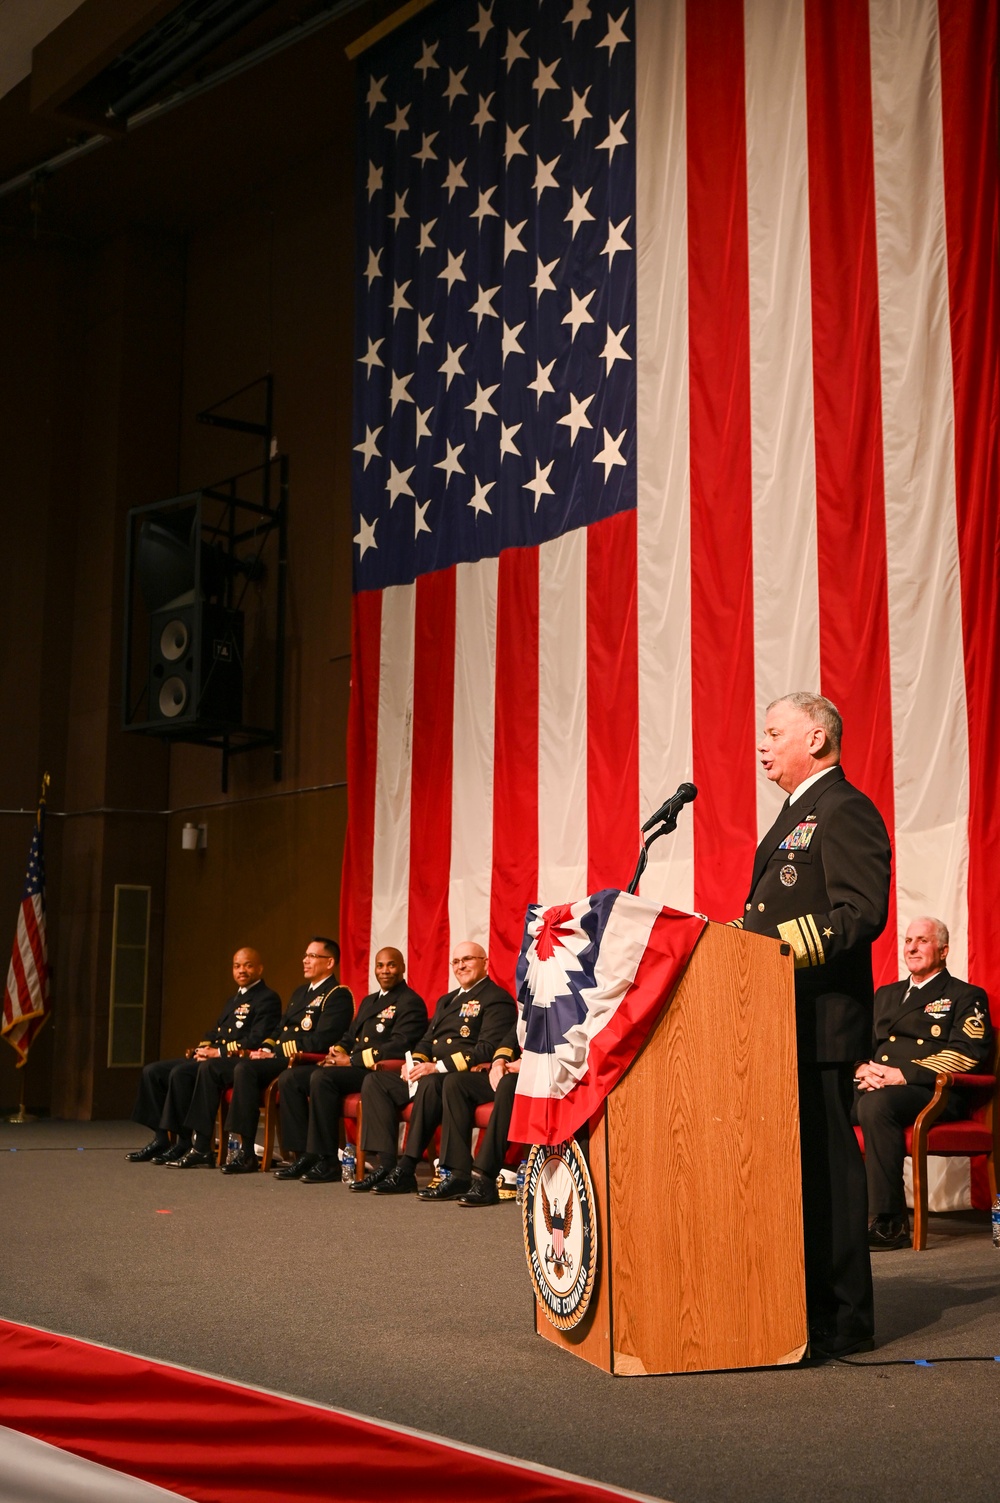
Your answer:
[914,1359,933,1367]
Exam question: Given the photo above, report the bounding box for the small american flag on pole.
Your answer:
[3,777,52,1068]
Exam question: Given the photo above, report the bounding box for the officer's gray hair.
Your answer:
[768,692,842,754]
[910,916,950,947]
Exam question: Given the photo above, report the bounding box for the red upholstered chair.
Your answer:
[855,1039,999,1251]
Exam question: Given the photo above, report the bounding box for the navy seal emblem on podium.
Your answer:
[523,1140,597,1331]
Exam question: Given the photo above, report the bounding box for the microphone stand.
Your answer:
[626,813,679,895]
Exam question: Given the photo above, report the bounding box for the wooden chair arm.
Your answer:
[288,1052,327,1066]
[911,1073,954,1143]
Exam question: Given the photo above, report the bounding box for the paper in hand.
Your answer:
[404,1050,418,1099]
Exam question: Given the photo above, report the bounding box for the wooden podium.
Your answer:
[534,922,807,1374]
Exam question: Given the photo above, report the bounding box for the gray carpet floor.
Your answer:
[1,1120,997,1502]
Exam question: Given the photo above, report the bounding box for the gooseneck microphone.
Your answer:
[627,783,698,894]
[640,782,698,834]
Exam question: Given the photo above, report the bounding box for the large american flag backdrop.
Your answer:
[341,0,999,1058]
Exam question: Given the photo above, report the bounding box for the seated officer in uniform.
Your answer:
[420,1022,521,1205]
[171,937,352,1171]
[274,946,427,1182]
[855,916,993,1249]
[126,947,280,1164]
[351,941,516,1196]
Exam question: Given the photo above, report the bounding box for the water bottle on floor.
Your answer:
[992,1191,1000,1248]
[341,1142,356,1185]
[226,1133,239,1166]
[515,1158,528,1206]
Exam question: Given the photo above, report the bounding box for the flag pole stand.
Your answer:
[4,1070,37,1125]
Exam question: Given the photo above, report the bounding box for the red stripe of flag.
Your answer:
[685,0,758,920]
[489,547,539,995]
[804,0,897,984]
[0,1319,636,1503]
[586,510,640,892]
[5,926,31,1023]
[21,899,46,985]
[938,0,1000,1011]
[339,591,382,1004]
[407,567,456,1005]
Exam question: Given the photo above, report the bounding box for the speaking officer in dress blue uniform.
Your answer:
[274,947,427,1182]
[352,941,517,1196]
[736,693,891,1359]
[855,916,993,1249]
[127,948,281,1164]
[172,937,352,1171]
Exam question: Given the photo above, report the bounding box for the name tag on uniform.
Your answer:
[779,821,817,851]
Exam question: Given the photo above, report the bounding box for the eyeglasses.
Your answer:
[303,952,331,961]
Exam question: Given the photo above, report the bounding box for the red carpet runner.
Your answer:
[0,1319,653,1501]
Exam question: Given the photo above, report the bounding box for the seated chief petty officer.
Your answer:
[172,937,353,1172]
[275,946,427,1183]
[854,915,993,1250]
[351,941,516,1196]
[127,947,281,1165]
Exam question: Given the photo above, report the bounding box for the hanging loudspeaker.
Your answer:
[147,602,243,731]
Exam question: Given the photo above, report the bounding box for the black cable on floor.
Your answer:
[835,1354,1000,1366]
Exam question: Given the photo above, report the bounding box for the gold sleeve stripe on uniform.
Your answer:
[803,914,826,965]
[362,1048,375,1070]
[728,918,744,929]
[451,1052,468,1072]
[494,1047,515,1060]
[778,917,824,969]
[411,1051,430,1063]
[915,1050,978,1074]
[227,1042,240,1055]
[263,1038,277,1047]
[283,1040,295,1057]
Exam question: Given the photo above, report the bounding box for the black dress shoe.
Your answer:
[418,1175,471,1201]
[126,1138,169,1163]
[868,1214,911,1251]
[371,1166,418,1195]
[807,1331,876,1360]
[221,1148,260,1175]
[274,1154,318,1181]
[166,1148,214,1169]
[301,1158,342,1184]
[350,1166,389,1193]
[458,1175,500,1207]
[152,1142,190,1165]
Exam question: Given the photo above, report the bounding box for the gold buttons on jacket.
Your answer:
[745,903,751,911]
[889,1035,896,1042]
[758,903,765,912]
[917,1039,923,1046]
[881,1055,889,1062]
